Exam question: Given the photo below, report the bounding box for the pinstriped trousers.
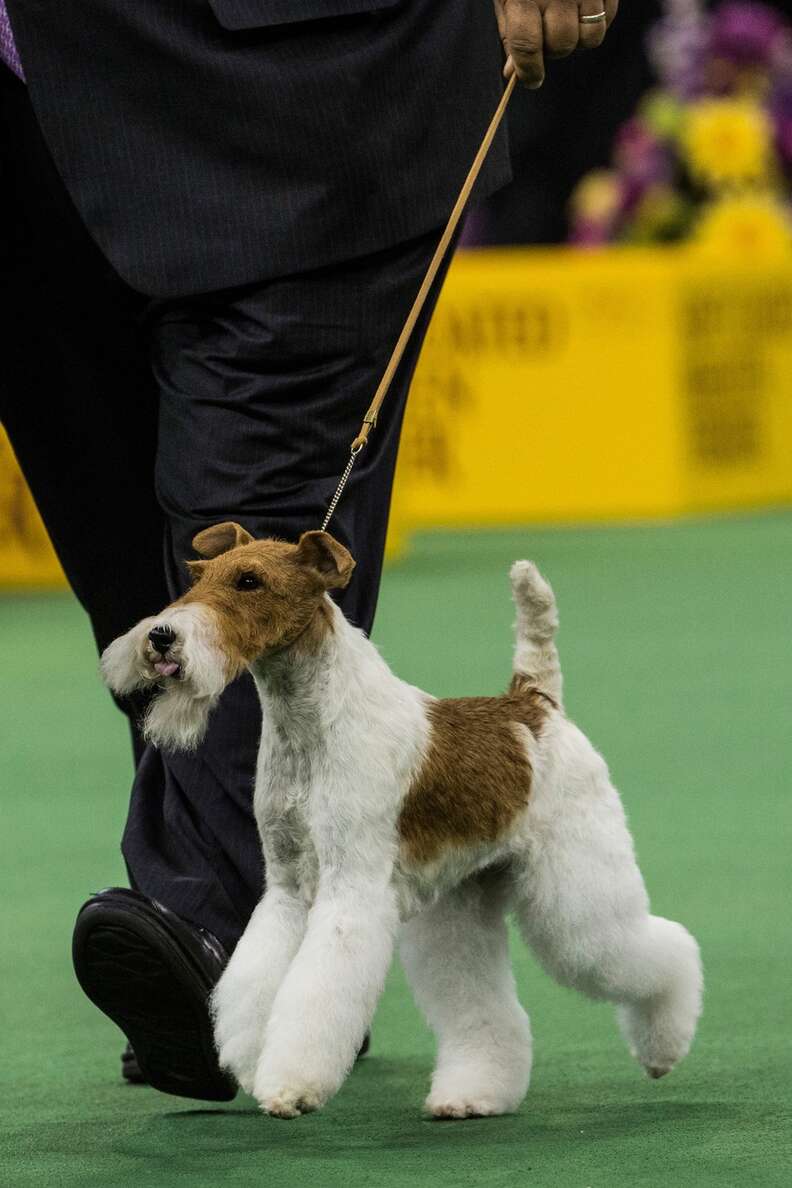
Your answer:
[1,68,451,948]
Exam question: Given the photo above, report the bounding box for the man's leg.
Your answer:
[120,226,451,950]
[1,68,226,1091]
[0,69,167,671]
[2,62,452,1097]
[2,66,447,952]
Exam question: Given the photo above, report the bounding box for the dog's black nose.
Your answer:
[148,625,176,655]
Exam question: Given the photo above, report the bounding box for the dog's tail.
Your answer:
[509,561,563,709]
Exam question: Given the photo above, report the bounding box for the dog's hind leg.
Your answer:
[400,870,532,1119]
[513,777,702,1080]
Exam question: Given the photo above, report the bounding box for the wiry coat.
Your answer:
[102,525,703,1120]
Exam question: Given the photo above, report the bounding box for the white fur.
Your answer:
[101,614,159,696]
[105,561,703,1119]
[102,604,228,750]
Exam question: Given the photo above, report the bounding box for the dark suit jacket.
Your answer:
[7,0,511,297]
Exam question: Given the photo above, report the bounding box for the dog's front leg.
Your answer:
[253,869,398,1118]
[211,866,308,1095]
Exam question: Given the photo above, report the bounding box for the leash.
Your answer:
[321,73,517,532]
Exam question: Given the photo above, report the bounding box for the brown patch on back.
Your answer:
[398,688,552,866]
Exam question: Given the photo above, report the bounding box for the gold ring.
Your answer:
[580,11,607,23]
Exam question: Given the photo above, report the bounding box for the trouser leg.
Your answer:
[122,227,451,949]
[0,67,168,758]
[1,67,453,951]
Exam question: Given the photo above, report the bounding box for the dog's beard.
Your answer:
[142,683,219,752]
[101,605,230,752]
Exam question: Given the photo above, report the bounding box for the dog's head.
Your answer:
[101,524,355,751]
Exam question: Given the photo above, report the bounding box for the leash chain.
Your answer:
[321,443,364,532]
[320,72,517,532]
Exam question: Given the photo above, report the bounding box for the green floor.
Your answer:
[2,514,791,1187]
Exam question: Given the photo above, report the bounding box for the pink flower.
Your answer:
[615,119,674,188]
[569,219,612,247]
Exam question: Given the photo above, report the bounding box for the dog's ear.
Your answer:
[185,559,208,584]
[295,531,355,590]
[192,522,254,559]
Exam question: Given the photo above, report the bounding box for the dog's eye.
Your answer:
[235,571,261,591]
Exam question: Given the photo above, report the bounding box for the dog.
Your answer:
[102,521,703,1120]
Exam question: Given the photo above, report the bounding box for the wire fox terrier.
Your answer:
[102,522,703,1120]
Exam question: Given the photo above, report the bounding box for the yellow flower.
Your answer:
[570,170,621,222]
[692,193,792,258]
[683,98,773,187]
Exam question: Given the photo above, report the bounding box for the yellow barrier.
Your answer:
[3,248,792,587]
[393,248,792,532]
[0,431,66,589]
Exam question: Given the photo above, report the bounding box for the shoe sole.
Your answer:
[73,895,236,1102]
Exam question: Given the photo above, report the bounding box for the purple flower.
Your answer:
[648,2,711,98]
[770,79,792,165]
[710,2,786,68]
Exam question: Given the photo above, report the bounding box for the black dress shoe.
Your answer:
[121,1040,146,1084]
[73,887,236,1102]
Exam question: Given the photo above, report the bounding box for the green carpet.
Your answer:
[2,514,790,1187]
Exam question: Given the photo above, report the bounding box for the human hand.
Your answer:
[493,0,620,90]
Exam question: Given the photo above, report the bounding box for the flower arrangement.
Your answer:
[569,1,792,255]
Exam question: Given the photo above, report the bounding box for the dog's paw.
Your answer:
[425,1094,505,1120]
[258,1084,323,1119]
[645,1064,673,1080]
[616,923,702,1083]
[212,984,269,1096]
